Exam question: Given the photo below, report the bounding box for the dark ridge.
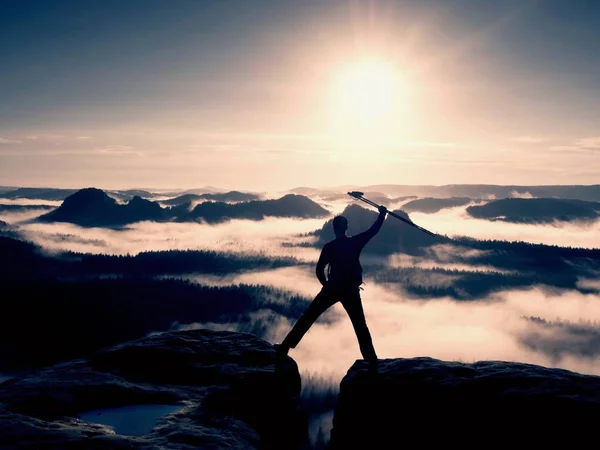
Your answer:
[402,196,474,213]
[162,190,260,206]
[467,197,600,223]
[0,187,78,200]
[39,188,166,226]
[189,194,329,223]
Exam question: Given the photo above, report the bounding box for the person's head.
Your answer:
[332,215,348,237]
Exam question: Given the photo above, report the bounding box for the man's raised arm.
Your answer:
[355,206,388,247]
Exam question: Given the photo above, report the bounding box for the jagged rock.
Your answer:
[40,188,167,227]
[39,188,327,226]
[0,330,305,449]
[329,357,600,449]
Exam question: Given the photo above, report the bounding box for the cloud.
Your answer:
[549,145,579,151]
[510,136,546,143]
[576,277,600,291]
[174,266,600,379]
[0,137,22,145]
[77,136,93,140]
[11,205,600,382]
[94,145,141,156]
[509,190,534,199]
[404,141,462,148]
[26,134,64,141]
[0,209,53,224]
[17,217,324,259]
[575,137,600,149]
[410,203,600,249]
[550,137,600,152]
[0,198,62,207]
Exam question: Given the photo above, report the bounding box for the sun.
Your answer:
[328,58,411,151]
[335,59,400,120]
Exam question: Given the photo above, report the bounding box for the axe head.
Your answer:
[348,191,364,199]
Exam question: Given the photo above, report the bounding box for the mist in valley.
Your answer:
[2,186,600,447]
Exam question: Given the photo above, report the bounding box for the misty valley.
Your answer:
[1,184,600,448]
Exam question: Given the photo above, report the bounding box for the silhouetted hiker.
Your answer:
[274,205,388,368]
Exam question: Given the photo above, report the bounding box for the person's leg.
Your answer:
[340,289,377,363]
[276,287,338,355]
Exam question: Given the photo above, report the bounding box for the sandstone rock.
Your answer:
[0,329,305,449]
[329,357,600,448]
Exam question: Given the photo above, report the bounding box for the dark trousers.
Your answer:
[282,286,377,362]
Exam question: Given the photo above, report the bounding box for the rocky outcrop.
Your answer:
[329,357,600,449]
[40,188,168,226]
[0,330,305,449]
[467,197,600,223]
[189,194,329,223]
[39,188,328,226]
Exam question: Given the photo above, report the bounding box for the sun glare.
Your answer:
[328,58,412,152]
[336,59,400,120]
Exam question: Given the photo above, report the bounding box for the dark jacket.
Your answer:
[316,211,386,288]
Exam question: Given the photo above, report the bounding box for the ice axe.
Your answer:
[348,191,437,237]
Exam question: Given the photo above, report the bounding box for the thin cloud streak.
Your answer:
[510,136,546,143]
[0,138,22,145]
[575,137,600,149]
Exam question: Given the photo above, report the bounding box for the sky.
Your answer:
[1,0,599,190]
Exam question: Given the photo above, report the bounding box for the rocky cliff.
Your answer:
[0,330,305,449]
[329,357,600,448]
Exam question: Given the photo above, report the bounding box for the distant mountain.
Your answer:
[126,195,165,220]
[161,193,203,206]
[467,198,600,223]
[190,194,329,223]
[39,188,166,226]
[38,189,327,226]
[0,186,16,194]
[0,204,55,213]
[288,187,329,196]
[106,189,156,202]
[329,184,600,202]
[402,197,474,214]
[201,191,260,202]
[0,187,78,200]
[313,204,440,255]
[344,192,391,207]
[162,190,260,206]
[391,195,418,203]
[163,186,227,197]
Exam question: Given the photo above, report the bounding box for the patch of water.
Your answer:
[78,404,181,436]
